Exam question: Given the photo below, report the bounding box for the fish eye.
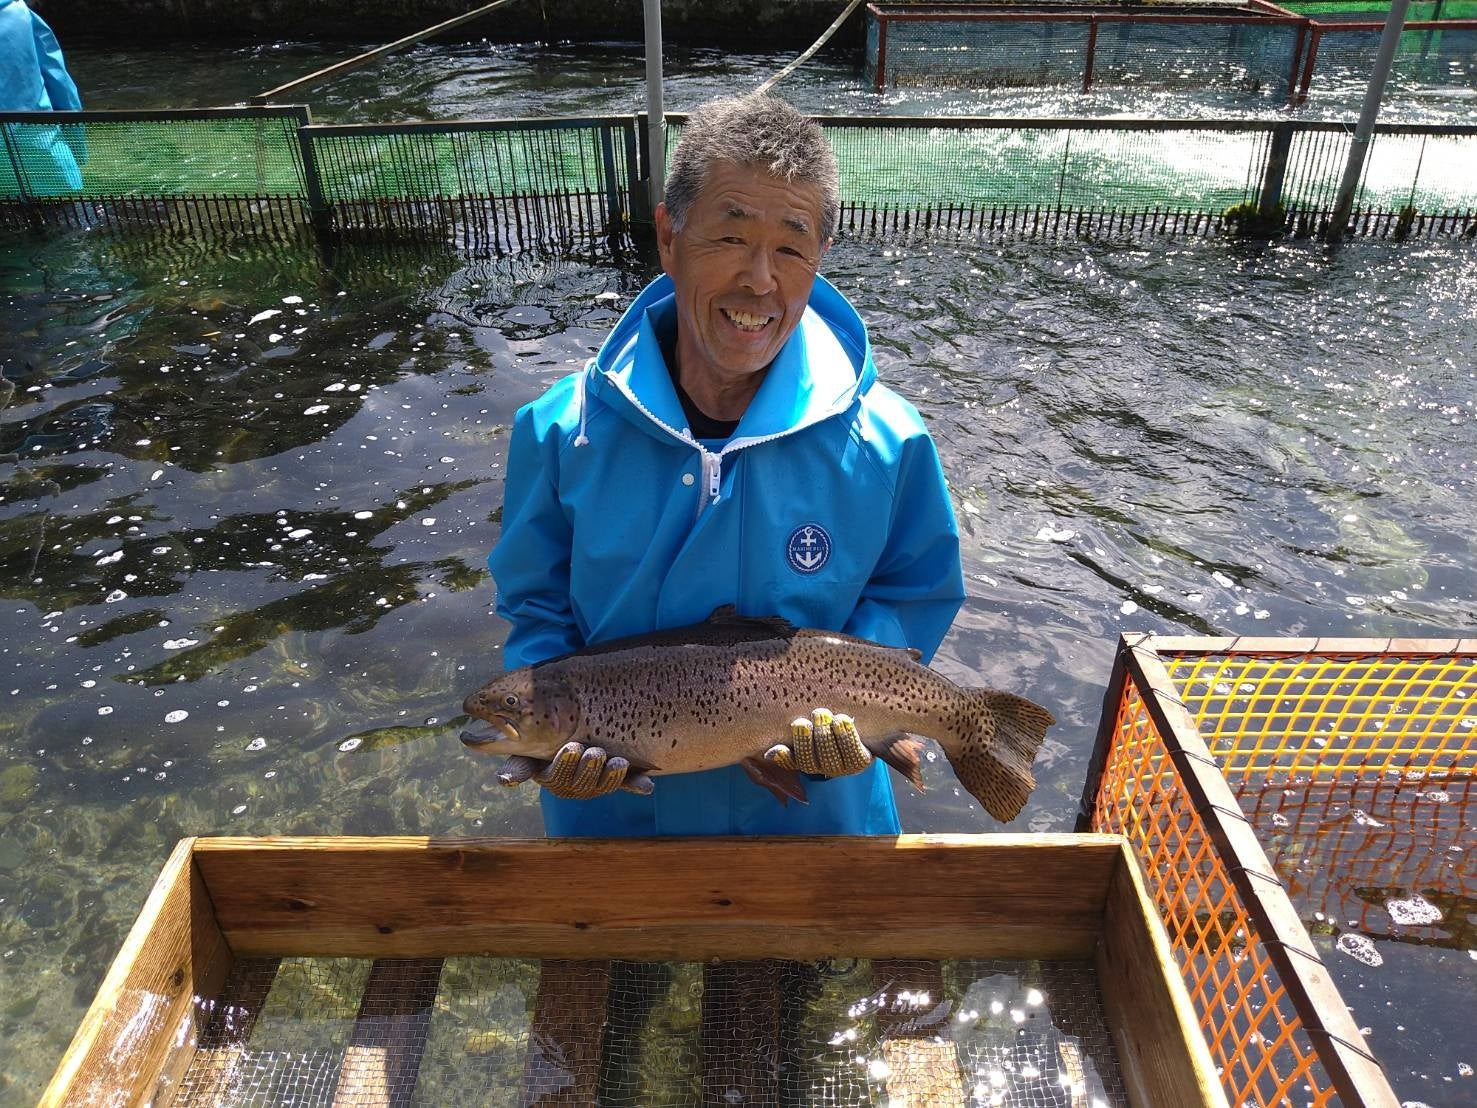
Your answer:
[501,694,519,709]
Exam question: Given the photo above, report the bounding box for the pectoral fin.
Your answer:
[741,756,810,806]
[867,733,926,792]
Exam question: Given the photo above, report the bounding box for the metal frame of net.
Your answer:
[1081,633,1476,1107]
[865,2,1312,94]
[866,2,1477,101]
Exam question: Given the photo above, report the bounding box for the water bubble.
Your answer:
[246,738,266,751]
[163,638,199,650]
[164,710,188,724]
[248,309,281,325]
[1386,895,1442,926]
[97,706,113,716]
[282,295,303,305]
[303,404,330,416]
[339,737,362,753]
[104,589,128,603]
[1336,932,1383,967]
[231,804,248,816]
[1035,525,1074,543]
[420,518,436,527]
[353,510,374,520]
[1119,600,1139,615]
[287,528,313,540]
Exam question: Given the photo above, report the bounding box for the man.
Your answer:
[1,0,86,194]
[488,92,964,837]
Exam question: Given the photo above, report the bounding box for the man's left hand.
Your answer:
[764,708,873,778]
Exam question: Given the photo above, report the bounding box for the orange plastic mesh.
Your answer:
[1089,642,1476,1108]
[1090,681,1334,1107]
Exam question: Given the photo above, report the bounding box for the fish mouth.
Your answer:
[460,718,518,749]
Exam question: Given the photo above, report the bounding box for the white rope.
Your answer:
[754,0,867,96]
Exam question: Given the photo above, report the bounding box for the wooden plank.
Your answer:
[39,839,232,1108]
[1124,646,1401,1108]
[519,960,610,1106]
[700,961,781,1106]
[193,835,1118,961]
[872,959,965,1107]
[1095,847,1228,1108]
[330,957,445,1108]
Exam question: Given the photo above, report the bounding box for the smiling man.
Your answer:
[486,93,964,837]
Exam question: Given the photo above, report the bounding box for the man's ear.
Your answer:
[819,235,834,262]
[655,202,675,273]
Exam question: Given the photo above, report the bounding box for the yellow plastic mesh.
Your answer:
[1089,641,1475,1108]
[1164,651,1476,780]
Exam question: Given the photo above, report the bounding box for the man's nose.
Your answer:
[739,247,776,294]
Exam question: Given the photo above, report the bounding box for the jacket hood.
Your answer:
[582,273,876,446]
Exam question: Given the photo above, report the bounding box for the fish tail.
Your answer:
[944,690,1055,822]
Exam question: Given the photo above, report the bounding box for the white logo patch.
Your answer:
[786,524,832,575]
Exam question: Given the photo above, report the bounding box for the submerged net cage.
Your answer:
[865,2,1311,95]
[1082,634,1476,1107]
[4,109,1477,243]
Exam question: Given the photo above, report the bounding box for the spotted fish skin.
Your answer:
[462,608,1054,822]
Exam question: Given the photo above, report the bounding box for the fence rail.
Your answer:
[4,109,1476,245]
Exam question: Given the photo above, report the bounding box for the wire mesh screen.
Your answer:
[824,121,1267,227]
[1089,639,1475,1107]
[866,7,1303,93]
[304,119,634,248]
[0,109,305,200]
[171,955,1129,1106]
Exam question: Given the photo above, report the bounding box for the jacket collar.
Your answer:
[586,274,873,446]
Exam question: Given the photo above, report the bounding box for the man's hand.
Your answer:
[494,744,653,799]
[764,708,873,778]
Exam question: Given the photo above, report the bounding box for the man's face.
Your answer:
[656,161,831,391]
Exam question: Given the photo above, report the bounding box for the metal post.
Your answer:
[643,0,666,214]
[1326,0,1412,243]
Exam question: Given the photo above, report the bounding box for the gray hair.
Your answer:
[663,94,839,241]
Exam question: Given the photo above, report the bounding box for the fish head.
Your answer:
[461,670,580,757]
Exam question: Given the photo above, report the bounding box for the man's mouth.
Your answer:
[722,307,772,333]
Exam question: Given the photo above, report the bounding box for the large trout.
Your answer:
[461,607,1054,822]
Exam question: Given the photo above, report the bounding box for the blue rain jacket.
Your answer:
[488,272,965,837]
[1,0,85,194]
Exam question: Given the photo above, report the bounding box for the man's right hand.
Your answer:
[495,743,654,799]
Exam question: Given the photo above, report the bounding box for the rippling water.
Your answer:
[3,38,1475,1108]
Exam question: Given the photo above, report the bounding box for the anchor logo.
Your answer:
[786,523,832,575]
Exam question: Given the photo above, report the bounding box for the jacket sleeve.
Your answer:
[843,430,965,663]
[488,403,585,670]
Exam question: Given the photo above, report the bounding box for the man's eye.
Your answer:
[720,236,744,245]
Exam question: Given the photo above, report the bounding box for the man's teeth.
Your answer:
[724,309,769,331]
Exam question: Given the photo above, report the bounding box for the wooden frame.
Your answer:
[42,833,1227,1108]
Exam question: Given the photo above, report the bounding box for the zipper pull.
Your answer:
[703,451,721,501]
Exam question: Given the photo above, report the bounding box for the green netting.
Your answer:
[0,111,305,200]
[307,121,630,204]
[1282,0,1477,18]
[827,124,1268,211]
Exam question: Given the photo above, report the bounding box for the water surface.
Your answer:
[3,36,1475,1108]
